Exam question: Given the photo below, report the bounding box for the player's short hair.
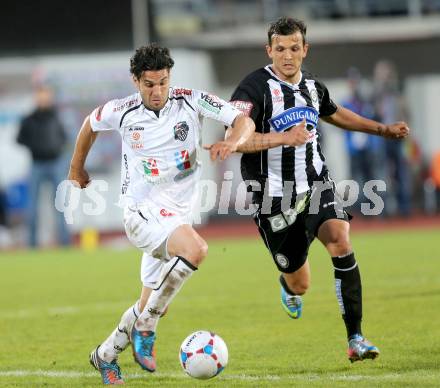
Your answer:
[268,17,307,46]
[130,43,175,79]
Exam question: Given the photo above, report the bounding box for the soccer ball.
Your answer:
[179,330,228,379]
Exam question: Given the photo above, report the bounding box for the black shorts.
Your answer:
[254,188,351,273]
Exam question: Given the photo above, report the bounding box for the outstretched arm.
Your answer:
[204,115,255,161]
[68,116,98,188]
[322,105,410,139]
[235,118,310,153]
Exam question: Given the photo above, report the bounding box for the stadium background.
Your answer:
[1,1,440,386]
[1,0,440,244]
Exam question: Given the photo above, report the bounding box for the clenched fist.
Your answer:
[381,122,410,139]
[282,118,310,147]
[68,165,90,188]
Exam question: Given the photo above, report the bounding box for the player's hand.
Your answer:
[282,119,310,147]
[203,140,237,161]
[381,122,410,139]
[68,165,90,188]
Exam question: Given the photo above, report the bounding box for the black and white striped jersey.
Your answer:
[230,65,338,210]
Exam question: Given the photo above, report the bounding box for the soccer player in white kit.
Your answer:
[68,44,255,384]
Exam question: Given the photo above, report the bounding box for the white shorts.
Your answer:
[123,203,191,260]
[140,253,163,288]
[123,203,191,288]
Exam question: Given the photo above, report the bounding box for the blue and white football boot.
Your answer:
[281,286,303,319]
[131,327,157,372]
[347,334,380,362]
[89,346,124,385]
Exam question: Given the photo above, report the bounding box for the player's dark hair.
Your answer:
[268,17,307,46]
[130,43,175,79]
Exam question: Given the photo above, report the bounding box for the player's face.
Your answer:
[134,69,170,110]
[266,32,308,84]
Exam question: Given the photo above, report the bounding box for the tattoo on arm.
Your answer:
[240,133,275,152]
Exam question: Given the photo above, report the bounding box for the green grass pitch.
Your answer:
[1,229,440,387]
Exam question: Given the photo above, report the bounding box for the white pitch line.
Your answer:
[0,370,422,381]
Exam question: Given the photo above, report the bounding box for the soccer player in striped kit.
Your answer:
[229,17,410,362]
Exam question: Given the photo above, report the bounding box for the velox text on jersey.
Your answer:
[198,93,224,114]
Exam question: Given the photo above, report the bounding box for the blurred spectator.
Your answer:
[17,85,70,247]
[0,188,9,246]
[427,150,440,212]
[373,60,412,217]
[0,189,6,227]
[342,67,385,214]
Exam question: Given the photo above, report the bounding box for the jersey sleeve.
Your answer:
[192,90,241,127]
[230,76,262,122]
[89,99,122,132]
[317,80,338,117]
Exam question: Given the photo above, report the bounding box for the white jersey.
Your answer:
[90,87,240,214]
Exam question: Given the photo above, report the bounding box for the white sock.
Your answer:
[135,257,196,332]
[98,301,141,362]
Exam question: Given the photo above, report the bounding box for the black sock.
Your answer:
[332,252,362,339]
[279,274,296,295]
